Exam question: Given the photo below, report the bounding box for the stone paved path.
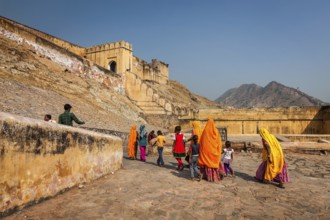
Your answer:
[3,153,330,220]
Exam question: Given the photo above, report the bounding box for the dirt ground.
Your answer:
[3,152,330,220]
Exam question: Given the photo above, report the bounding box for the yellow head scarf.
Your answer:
[127,125,137,159]
[198,119,222,168]
[192,121,203,143]
[259,128,284,181]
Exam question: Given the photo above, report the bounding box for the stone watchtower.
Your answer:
[84,40,171,115]
[84,41,169,85]
[85,41,133,75]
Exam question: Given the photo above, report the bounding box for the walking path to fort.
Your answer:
[4,153,330,220]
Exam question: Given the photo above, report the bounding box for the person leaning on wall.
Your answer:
[58,104,85,126]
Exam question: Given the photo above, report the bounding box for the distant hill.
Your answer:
[215,81,327,108]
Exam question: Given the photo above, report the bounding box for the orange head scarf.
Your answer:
[127,125,137,159]
[191,121,203,143]
[259,128,284,181]
[198,119,222,168]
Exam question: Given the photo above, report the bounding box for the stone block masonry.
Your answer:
[0,112,123,216]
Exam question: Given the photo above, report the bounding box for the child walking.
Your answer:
[172,126,186,170]
[189,135,202,181]
[222,141,234,177]
[154,130,166,166]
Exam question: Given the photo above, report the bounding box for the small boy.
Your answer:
[153,130,166,166]
[44,114,56,123]
[189,135,202,181]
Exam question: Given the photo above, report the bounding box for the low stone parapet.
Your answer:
[0,112,123,216]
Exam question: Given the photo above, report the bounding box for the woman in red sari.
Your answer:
[198,119,224,182]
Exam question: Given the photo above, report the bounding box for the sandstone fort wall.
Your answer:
[1,16,329,134]
[0,16,85,56]
[85,42,169,85]
[0,112,123,216]
[180,106,330,134]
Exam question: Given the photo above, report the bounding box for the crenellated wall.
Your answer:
[0,16,175,116]
[1,16,329,133]
[0,112,123,216]
[85,41,133,74]
[85,41,169,85]
[132,57,168,85]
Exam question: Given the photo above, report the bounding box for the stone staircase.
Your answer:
[136,101,167,115]
[125,71,196,118]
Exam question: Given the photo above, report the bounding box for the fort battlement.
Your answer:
[1,16,329,134]
[86,41,133,53]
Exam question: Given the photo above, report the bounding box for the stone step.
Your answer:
[143,109,167,115]
[274,134,291,142]
[136,101,160,107]
[139,106,165,111]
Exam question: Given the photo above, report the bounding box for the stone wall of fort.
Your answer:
[180,106,330,134]
[0,112,123,216]
[0,16,178,117]
[0,16,85,56]
[132,57,168,85]
[1,16,329,134]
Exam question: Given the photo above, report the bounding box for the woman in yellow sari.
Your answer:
[127,125,138,160]
[191,121,203,143]
[198,119,224,182]
[255,128,289,188]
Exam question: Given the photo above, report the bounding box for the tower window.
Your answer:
[109,61,117,73]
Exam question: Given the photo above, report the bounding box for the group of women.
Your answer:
[127,124,148,161]
[127,120,289,188]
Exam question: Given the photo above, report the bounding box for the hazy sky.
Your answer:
[1,0,330,102]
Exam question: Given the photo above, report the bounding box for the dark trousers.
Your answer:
[157,147,164,165]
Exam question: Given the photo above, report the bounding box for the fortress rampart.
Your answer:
[85,42,169,85]
[0,16,183,117]
[180,106,330,134]
[0,112,123,216]
[0,16,85,56]
[85,41,133,75]
[1,16,329,135]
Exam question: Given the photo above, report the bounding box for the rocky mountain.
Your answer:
[215,81,327,108]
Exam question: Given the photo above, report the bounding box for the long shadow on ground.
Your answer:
[234,171,257,182]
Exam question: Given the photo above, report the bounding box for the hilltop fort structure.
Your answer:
[1,16,330,216]
[0,16,330,135]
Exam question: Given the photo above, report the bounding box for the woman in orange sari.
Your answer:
[127,125,138,160]
[255,128,289,188]
[198,119,224,182]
